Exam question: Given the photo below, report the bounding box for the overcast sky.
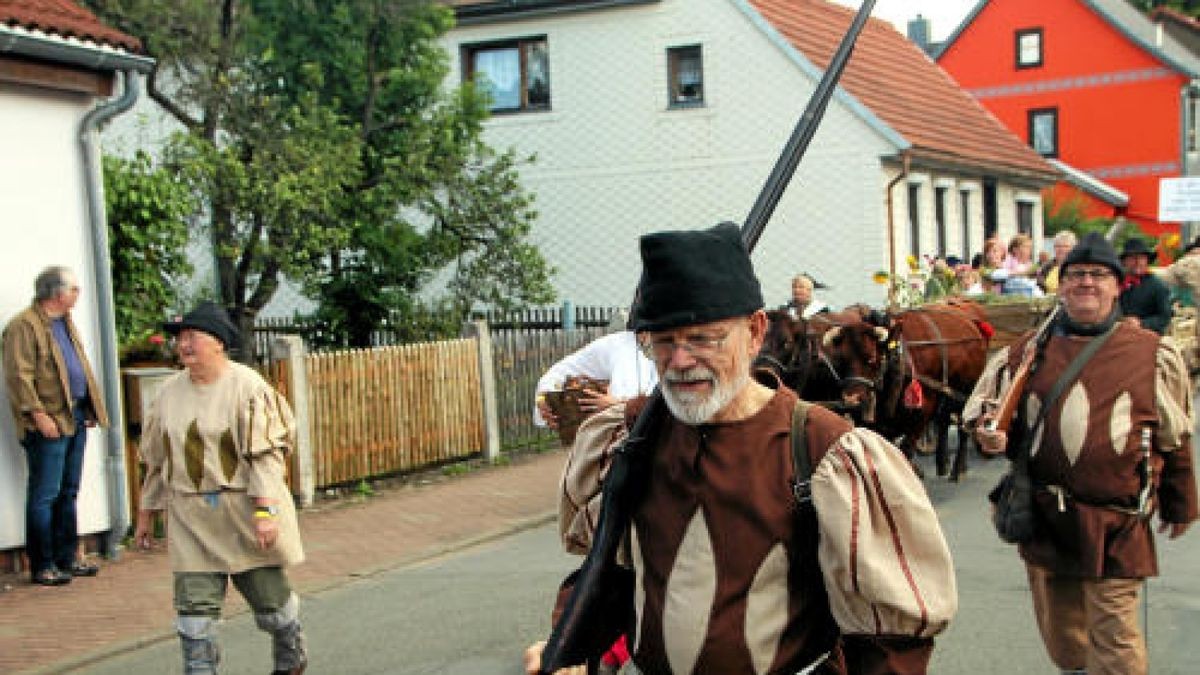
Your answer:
[830,0,978,42]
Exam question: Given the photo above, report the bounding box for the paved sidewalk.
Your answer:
[0,450,565,675]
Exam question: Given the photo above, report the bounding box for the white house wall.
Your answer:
[0,81,113,549]
[887,165,1044,273]
[444,0,899,311]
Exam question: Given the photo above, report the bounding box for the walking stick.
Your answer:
[537,2,879,672]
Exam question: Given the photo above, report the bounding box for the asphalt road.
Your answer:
[81,447,1200,674]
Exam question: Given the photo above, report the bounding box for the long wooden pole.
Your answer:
[538,2,879,671]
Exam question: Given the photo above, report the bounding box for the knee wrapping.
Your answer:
[255,593,306,670]
[175,615,220,674]
[176,615,218,640]
[254,592,300,632]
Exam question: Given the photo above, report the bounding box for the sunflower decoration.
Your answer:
[1158,232,1182,263]
[906,254,920,272]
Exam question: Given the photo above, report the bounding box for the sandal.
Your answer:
[32,568,71,586]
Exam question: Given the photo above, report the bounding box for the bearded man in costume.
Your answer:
[526,223,956,675]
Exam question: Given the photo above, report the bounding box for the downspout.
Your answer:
[885,152,911,310]
[3,25,155,559]
[1181,82,1196,243]
[79,70,147,559]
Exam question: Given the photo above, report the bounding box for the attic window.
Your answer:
[1028,107,1058,158]
[464,36,551,113]
[668,45,704,108]
[1016,28,1043,69]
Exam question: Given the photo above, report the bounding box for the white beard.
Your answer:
[661,363,751,425]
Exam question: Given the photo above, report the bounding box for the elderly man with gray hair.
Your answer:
[1038,230,1079,294]
[3,266,109,586]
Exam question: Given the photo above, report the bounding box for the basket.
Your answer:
[543,376,610,446]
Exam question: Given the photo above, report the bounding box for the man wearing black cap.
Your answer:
[1118,238,1172,334]
[526,223,956,675]
[966,232,1197,675]
[134,302,307,675]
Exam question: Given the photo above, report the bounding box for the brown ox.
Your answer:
[758,309,892,415]
[824,301,990,481]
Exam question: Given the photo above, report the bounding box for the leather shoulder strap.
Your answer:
[791,400,814,505]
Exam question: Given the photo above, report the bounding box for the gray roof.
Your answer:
[1086,0,1200,76]
[1047,159,1129,207]
[937,0,1200,77]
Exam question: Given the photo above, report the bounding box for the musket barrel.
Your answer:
[742,0,878,251]
[539,2,880,671]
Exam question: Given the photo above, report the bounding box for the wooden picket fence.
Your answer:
[250,322,616,493]
[490,327,608,452]
[300,338,485,487]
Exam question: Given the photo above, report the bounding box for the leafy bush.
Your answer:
[104,151,194,346]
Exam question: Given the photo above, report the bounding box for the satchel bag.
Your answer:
[992,464,1037,544]
[990,323,1116,544]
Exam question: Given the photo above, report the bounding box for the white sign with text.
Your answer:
[1159,176,1200,222]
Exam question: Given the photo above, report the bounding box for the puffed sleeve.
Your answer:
[138,397,168,510]
[811,428,957,671]
[962,346,1012,429]
[240,383,297,498]
[1155,338,1194,450]
[1154,339,1199,525]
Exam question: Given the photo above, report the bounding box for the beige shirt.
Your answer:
[139,362,303,573]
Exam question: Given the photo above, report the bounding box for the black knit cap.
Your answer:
[163,302,241,349]
[1061,232,1124,282]
[632,222,764,332]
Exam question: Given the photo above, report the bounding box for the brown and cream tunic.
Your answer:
[965,324,1198,578]
[139,362,303,573]
[563,386,956,674]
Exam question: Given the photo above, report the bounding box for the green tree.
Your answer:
[1042,189,1152,251]
[1130,0,1199,16]
[87,0,554,351]
[248,0,554,346]
[1042,190,1113,239]
[103,151,194,346]
[85,0,362,356]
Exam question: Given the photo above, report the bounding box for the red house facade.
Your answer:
[936,0,1200,238]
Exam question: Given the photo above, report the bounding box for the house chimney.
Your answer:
[908,14,932,51]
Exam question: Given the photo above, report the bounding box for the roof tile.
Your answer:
[749,0,1055,180]
[0,0,141,53]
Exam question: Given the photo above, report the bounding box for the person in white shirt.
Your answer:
[787,273,829,319]
[533,314,657,428]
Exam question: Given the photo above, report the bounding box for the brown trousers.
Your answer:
[1026,563,1146,675]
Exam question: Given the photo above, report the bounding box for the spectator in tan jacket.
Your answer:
[2,266,108,586]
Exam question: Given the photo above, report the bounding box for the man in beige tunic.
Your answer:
[526,223,956,675]
[966,233,1198,675]
[134,303,306,675]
